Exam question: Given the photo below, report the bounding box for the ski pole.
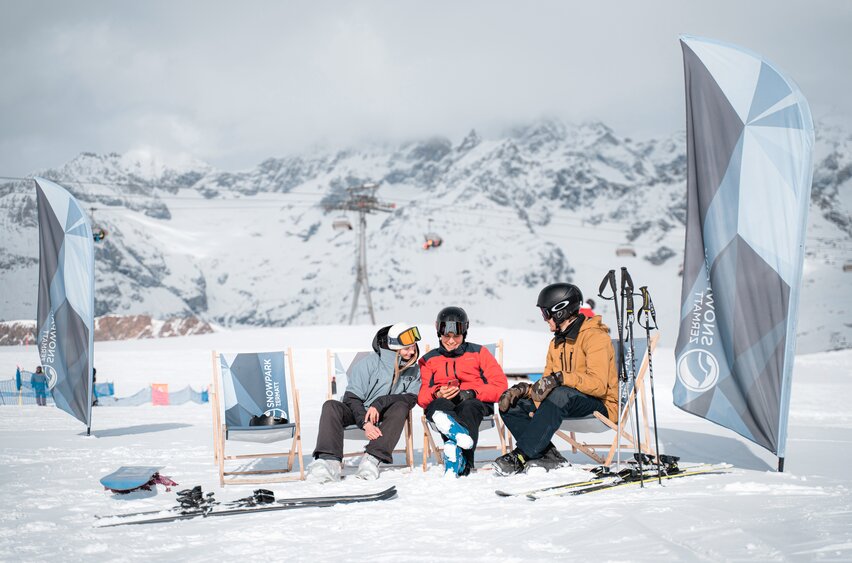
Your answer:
[621,267,643,487]
[598,269,627,469]
[639,286,663,484]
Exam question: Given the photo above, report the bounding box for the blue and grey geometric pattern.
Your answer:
[219,351,289,427]
[673,36,814,457]
[36,177,95,428]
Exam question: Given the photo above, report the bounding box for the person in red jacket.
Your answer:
[579,298,596,318]
[418,306,508,477]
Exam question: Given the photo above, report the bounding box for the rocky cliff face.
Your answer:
[0,316,213,346]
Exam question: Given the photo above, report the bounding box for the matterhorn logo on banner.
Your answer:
[677,285,721,392]
[676,349,720,392]
[39,312,60,390]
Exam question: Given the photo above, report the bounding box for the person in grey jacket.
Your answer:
[308,322,422,482]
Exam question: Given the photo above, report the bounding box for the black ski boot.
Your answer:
[526,444,571,471]
[492,449,528,476]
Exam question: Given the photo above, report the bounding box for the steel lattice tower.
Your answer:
[324,182,395,324]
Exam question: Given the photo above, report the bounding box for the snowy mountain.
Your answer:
[1,120,849,352]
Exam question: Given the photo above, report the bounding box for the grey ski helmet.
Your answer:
[537,283,583,324]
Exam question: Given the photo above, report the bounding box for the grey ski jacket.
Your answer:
[342,333,421,427]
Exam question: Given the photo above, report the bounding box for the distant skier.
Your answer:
[31,366,48,406]
[417,307,508,477]
[92,367,99,406]
[493,283,618,475]
[307,323,422,483]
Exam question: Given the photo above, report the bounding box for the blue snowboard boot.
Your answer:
[432,411,474,449]
[442,441,467,477]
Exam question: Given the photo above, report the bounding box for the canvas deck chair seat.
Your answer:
[554,333,659,465]
[327,349,415,470]
[211,348,304,486]
[421,341,512,471]
[226,424,296,443]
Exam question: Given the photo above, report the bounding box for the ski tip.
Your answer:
[374,486,397,500]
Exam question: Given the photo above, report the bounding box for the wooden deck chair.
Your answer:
[421,340,511,471]
[211,348,304,486]
[326,349,415,470]
[554,333,659,466]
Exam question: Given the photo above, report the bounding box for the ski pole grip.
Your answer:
[637,286,649,325]
[598,269,615,300]
[620,267,634,291]
[638,285,658,328]
[608,270,618,302]
[621,267,634,313]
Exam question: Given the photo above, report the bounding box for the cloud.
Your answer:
[0,1,849,175]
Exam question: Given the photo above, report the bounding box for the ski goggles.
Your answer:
[540,300,572,321]
[437,321,468,336]
[389,326,421,348]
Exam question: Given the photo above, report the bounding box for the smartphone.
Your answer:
[445,378,460,388]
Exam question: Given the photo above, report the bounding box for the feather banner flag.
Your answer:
[673,36,814,468]
[36,177,95,430]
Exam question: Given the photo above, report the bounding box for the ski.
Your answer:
[528,464,732,500]
[96,486,393,520]
[495,456,695,498]
[495,475,620,498]
[95,501,213,520]
[95,486,397,527]
[95,486,219,519]
[95,484,258,520]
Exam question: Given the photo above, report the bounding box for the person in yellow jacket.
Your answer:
[492,282,618,476]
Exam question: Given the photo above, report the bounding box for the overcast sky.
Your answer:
[1,1,849,176]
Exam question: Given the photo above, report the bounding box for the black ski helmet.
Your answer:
[436,306,469,337]
[537,283,583,324]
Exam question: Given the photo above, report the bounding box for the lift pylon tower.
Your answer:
[324,182,395,324]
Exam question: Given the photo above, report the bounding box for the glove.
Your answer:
[498,382,530,412]
[456,389,477,402]
[530,372,564,402]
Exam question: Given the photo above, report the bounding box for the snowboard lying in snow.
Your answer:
[100,466,178,494]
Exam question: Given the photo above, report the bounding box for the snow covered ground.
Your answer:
[1,326,851,561]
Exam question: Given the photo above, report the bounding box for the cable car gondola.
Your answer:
[332,215,353,231]
[423,233,443,250]
[90,207,107,242]
[422,219,443,250]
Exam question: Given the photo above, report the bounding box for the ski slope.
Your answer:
[1,326,851,560]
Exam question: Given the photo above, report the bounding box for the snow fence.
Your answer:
[0,378,207,407]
